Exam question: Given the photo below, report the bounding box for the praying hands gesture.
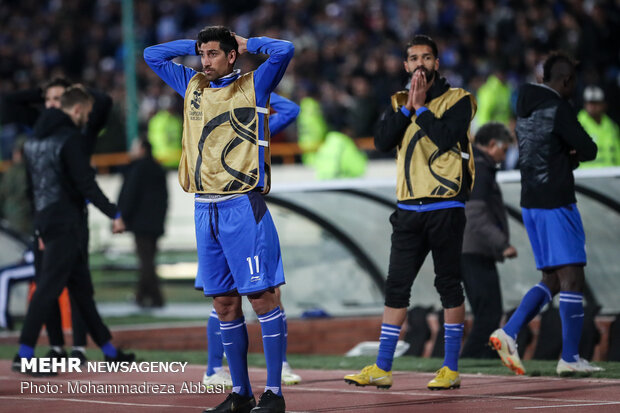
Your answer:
[406,68,432,112]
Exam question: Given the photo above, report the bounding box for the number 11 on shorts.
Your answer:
[246,255,260,275]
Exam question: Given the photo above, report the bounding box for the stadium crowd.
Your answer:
[1,0,620,158]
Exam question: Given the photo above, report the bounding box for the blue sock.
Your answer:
[19,344,35,359]
[443,323,464,371]
[207,309,224,376]
[281,311,288,363]
[559,292,584,363]
[220,317,252,397]
[376,323,400,371]
[101,342,117,358]
[258,307,284,396]
[503,282,552,339]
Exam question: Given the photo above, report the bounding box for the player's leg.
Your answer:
[461,254,502,358]
[16,232,76,370]
[195,199,256,412]
[248,290,284,395]
[203,308,232,388]
[491,207,555,374]
[214,293,253,395]
[274,287,301,385]
[44,301,67,359]
[66,234,133,362]
[345,208,428,389]
[69,301,88,365]
[551,205,602,374]
[428,207,466,390]
[220,193,286,411]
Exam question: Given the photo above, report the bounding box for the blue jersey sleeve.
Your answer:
[247,37,295,107]
[269,93,300,135]
[143,40,198,97]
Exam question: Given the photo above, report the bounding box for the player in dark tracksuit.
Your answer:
[0,79,112,363]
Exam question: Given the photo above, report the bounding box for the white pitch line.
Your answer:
[514,401,620,409]
[287,385,620,406]
[0,395,308,413]
[0,395,198,409]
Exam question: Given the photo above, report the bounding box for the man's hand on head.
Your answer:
[234,34,248,55]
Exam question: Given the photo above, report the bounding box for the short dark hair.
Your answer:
[197,26,238,55]
[405,35,438,59]
[44,77,71,92]
[474,122,513,146]
[60,85,93,109]
[542,51,576,83]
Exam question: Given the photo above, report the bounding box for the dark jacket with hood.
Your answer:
[462,146,510,261]
[23,108,118,236]
[515,83,597,208]
[374,73,474,205]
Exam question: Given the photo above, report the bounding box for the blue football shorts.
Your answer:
[194,192,285,296]
[522,204,586,270]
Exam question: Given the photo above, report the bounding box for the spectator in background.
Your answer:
[147,95,183,168]
[118,137,168,308]
[314,111,367,180]
[475,64,513,129]
[490,52,601,376]
[577,85,620,168]
[461,122,517,359]
[296,84,327,166]
[0,137,32,237]
[346,72,379,138]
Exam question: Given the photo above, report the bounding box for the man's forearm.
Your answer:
[251,37,295,101]
[143,40,198,96]
[374,109,410,152]
[415,96,472,151]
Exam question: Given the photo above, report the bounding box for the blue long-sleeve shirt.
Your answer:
[269,93,300,134]
[143,38,294,108]
[144,37,294,189]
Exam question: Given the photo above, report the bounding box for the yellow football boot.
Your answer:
[427,366,461,390]
[344,364,392,389]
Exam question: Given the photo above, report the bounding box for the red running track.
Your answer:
[1,360,619,412]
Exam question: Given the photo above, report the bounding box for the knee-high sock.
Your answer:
[559,292,584,363]
[101,342,117,358]
[258,307,284,395]
[18,344,34,359]
[219,317,252,397]
[443,323,464,371]
[207,309,224,376]
[503,282,552,340]
[376,323,401,371]
[281,311,288,363]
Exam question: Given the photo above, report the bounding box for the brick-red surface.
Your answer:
[0,315,614,360]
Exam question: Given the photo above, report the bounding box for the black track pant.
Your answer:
[20,223,111,348]
[460,253,502,358]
